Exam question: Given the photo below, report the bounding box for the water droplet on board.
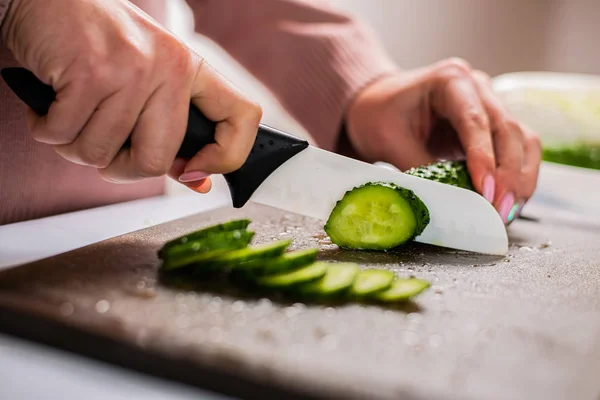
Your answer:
[59,302,74,316]
[208,301,221,314]
[284,306,302,319]
[231,300,246,313]
[95,300,110,314]
[257,298,272,308]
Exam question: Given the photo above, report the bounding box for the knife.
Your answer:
[1,67,508,255]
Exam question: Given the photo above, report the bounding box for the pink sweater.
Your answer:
[0,0,397,225]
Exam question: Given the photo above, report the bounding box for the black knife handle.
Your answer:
[1,67,309,208]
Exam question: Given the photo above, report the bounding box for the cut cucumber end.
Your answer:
[324,182,430,251]
[373,278,431,302]
[350,269,395,296]
[255,261,327,289]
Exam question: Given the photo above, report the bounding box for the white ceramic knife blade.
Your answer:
[249,146,508,255]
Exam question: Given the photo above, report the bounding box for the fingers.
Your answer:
[27,79,104,145]
[427,59,541,224]
[471,70,525,222]
[428,59,496,201]
[179,55,261,178]
[98,75,189,183]
[53,84,148,169]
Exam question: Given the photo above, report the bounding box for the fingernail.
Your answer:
[516,201,526,217]
[178,170,209,183]
[506,203,521,225]
[498,192,515,224]
[509,201,526,222]
[482,174,495,203]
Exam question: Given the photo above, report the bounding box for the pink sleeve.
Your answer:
[184,0,398,151]
[0,0,13,28]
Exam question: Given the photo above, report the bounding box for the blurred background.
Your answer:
[162,0,600,195]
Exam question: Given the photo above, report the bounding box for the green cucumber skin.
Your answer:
[234,248,319,276]
[191,240,292,271]
[405,160,474,191]
[350,269,395,296]
[297,262,359,297]
[373,278,431,302]
[159,219,251,257]
[324,182,430,251]
[160,229,254,259]
[255,262,327,289]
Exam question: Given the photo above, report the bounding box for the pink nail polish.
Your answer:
[498,192,515,223]
[482,175,495,203]
[178,170,210,183]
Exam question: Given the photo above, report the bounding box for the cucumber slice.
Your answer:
[192,240,293,271]
[350,269,394,296]
[373,278,431,302]
[233,248,318,275]
[255,262,327,289]
[324,182,430,250]
[161,229,254,259]
[159,219,251,257]
[297,262,359,296]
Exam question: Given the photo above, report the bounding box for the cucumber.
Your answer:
[405,160,474,191]
[350,269,394,296]
[324,182,430,250]
[233,248,318,275]
[297,262,359,296]
[255,262,327,289]
[159,219,251,257]
[191,240,292,271]
[373,278,431,302]
[161,229,254,259]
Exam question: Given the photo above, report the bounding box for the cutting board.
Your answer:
[1,202,600,400]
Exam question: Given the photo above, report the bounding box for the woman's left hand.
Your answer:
[342,58,541,224]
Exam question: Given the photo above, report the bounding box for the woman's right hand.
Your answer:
[1,0,261,189]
